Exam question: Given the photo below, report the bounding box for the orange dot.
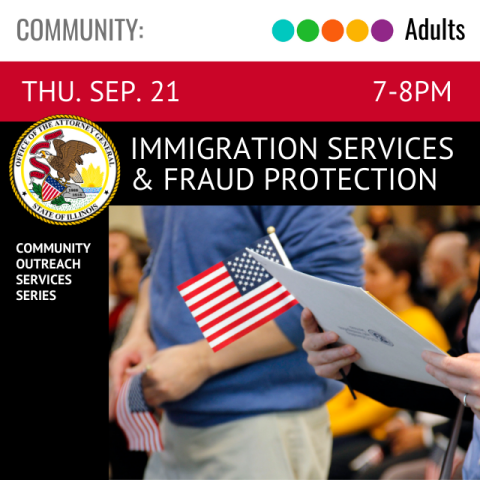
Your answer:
[346,19,369,42]
[322,19,344,42]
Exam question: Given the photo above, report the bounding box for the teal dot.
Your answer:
[272,20,294,42]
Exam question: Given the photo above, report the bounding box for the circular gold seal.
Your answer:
[10,115,120,225]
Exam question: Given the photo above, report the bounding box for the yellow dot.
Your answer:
[347,19,369,42]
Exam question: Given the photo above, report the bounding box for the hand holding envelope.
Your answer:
[249,250,448,388]
[301,307,361,381]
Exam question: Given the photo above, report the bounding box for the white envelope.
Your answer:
[248,250,447,388]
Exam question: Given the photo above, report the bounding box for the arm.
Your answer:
[260,205,365,348]
[142,319,295,406]
[143,205,364,406]
[347,363,466,419]
[109,276,157,396]
[301,307,471,419]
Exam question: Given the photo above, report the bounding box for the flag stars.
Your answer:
[239,281,243,285]
[227,261,232,265]
[231,268,235,272]
[250,282,254,287]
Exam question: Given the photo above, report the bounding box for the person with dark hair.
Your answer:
[450,206,480,242]
[327,240,450,479]
[361,206,395,241]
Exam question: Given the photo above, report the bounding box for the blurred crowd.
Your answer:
[109,230,151,480]
[331,205,480,479]
[108,206,480,480]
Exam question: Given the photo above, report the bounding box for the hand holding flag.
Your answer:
[116,373,164,452]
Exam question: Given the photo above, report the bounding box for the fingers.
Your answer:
[307,344,356,365]
[126,362,147,377]
[303,330,340,352]
[423,353,480,399]
[141,373,166,406]
[301,311,359,380]
[300,308,320,334]
[422,352,480,378]
[109,353,131,395]
[451,388,480,411]
[110,351,141,395]
[425,363,478,396]
[312,353,360,379]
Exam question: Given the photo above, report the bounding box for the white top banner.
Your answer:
[0,0,479,61]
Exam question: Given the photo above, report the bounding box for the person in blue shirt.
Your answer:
[110,205,364,480]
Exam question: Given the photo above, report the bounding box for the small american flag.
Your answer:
[42,175,66,201]
[178,232,298,352]
[116,374,163,452]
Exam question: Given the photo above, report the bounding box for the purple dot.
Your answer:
[371,19,393,42]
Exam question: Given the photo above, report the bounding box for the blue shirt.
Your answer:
[142,206,364,427]
[463,299,480,480]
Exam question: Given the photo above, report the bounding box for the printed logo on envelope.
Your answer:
[10,115,119,225]
[368,329,394,347]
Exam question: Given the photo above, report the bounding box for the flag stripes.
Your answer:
[177,262,224,292]
[43,184,60,201]
[209,294,297,349]
[116,375,164,452]
[211,301,298,352]
[177,234,298,351]
[202,283,289,337]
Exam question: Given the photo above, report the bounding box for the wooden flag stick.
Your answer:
[266,226,357,400]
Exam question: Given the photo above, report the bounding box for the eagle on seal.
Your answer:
[39,139,96,184]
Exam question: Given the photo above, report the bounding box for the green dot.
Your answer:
[297,20,319,42]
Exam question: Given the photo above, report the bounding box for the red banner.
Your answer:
[2,62,479,122]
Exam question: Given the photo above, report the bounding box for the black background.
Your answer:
[4,120,477,477]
